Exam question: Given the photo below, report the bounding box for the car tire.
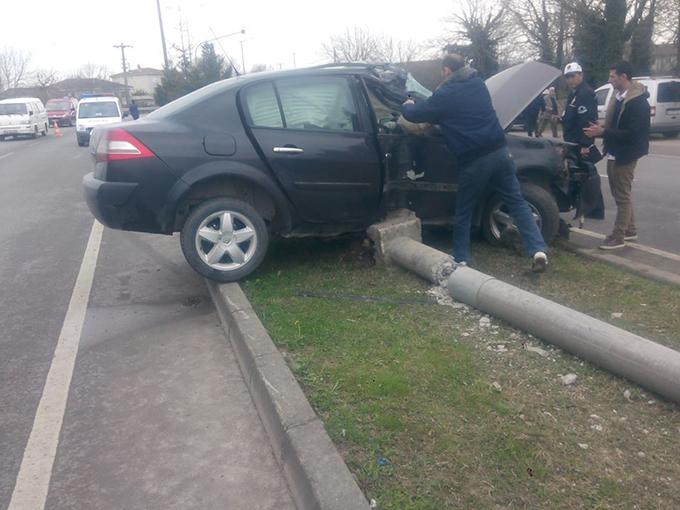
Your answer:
[42,123,48,136]
[180,198,269,282]
[662,131,679,139]
[482,182,560,247]
[30,127,38,139]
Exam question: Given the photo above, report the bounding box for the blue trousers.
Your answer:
[453,146,547,263]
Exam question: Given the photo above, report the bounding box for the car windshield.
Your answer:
[78,102,120,118]
[406,73,432,98]
[47,102,71,111]
[0,103,28,115]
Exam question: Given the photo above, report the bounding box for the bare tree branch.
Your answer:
[0,47,31,90]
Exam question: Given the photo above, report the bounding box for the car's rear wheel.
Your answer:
[482,182,560,247]
[180,198,269,282]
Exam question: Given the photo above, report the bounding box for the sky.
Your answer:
[2,0,457,80]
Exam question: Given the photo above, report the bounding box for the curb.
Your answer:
[206,281,370,510]
[559,241,680,288]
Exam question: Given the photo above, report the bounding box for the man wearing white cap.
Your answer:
[562,62,598,159]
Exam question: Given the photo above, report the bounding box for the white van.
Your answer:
[0,97,49,141]
[595,76,680,138]
[76,96,125,146]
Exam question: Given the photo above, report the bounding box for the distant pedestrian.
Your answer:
[537,87,559,138]
[400,53,548,272]
[523,94,544,137]
[562,62,598,159]
[129,100,140,120]
[584,61,650,250]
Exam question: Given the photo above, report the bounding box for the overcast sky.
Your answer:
[4,0,457,79]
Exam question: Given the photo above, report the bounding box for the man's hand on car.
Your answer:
[583,122,604,138]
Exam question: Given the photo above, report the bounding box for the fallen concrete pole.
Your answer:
[386,236,680,404]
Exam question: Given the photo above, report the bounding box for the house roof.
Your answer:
[110,67,164,78]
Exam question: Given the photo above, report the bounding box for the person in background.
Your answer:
[400,53,548,273]
[584,61,650,250]
[524,94,544,137]
[129,100,140,120]
[537,87,559,138]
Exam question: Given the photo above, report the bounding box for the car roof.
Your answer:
[0,97,43,104]
[79,96,121,103]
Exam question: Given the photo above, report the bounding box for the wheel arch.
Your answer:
[163,161,293,234]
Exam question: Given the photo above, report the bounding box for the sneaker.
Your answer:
[624,230,638,241]
[599,235,625,250]
[532,251,548,273]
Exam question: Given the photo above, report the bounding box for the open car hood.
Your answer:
[485,61,562,130]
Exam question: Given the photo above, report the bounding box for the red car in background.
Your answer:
[46,97,78,127]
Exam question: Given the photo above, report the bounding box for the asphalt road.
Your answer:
[0,130,294,510]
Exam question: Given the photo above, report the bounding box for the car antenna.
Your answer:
[209,27,241,76]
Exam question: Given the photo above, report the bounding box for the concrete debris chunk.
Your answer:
[560,373,578,385]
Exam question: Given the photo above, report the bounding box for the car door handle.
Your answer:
[273,146,304,154]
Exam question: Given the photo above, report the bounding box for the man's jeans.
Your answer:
[453,146,547,263]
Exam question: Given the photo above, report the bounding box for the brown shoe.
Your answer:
[624,230,637,241]
[599,234,625,250]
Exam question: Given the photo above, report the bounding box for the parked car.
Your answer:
[596,76,680,138]
[76,96,126,146]
[0,97,49,141]
[84,61,583,282]
[46,97,78,127]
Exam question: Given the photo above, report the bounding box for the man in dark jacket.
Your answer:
[401,53,548,272]
[562,62,598,159]
[524,94,544,137]
[584,61,650,249]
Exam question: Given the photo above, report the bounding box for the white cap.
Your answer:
[564,62,583,75]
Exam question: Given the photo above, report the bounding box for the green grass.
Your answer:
[243,235,680,509]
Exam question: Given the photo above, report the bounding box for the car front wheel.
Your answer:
[482,182,560,247]
[180,198,269,282]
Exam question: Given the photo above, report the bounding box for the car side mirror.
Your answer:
[29,111,34,116]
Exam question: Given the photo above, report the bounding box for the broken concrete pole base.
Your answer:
[366,209,421,264]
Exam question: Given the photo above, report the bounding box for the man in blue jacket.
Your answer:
[401,54,548,272]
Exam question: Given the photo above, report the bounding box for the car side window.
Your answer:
[244,82,284,128]
[595,88,609,106]
[276,77,358,132]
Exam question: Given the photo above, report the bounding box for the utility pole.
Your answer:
[293,53,297,68]
[156,0,169,68]
[240,40,246,74]
[113,43,132,106]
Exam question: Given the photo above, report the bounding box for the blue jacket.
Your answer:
[400,68,505,163]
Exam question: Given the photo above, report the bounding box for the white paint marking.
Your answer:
[8,220,104,510]
[570,228,680,263]
[0,152,15,160]
[599,174,608,178]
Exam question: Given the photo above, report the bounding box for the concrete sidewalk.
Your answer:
[45,230,295,509]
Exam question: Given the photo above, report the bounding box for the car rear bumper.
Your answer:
[83,172,140,229]
[0,125,34,135]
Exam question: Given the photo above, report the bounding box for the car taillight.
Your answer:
[650,106,656,117]
[96,128,155,162]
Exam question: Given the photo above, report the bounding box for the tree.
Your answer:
[503,0,570,67]
[73,62,110,80]
[154,43,234,106]
[0,47,31,90]
[322,27,383,63]
[444,0,509,77]
[32,69,60,88]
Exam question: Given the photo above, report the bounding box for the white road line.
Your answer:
[8,220,104,510]
[570,227,680,263]
[0,152,15,160]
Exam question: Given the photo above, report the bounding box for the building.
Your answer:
[652,44,679,75]
[110,67,163,107]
